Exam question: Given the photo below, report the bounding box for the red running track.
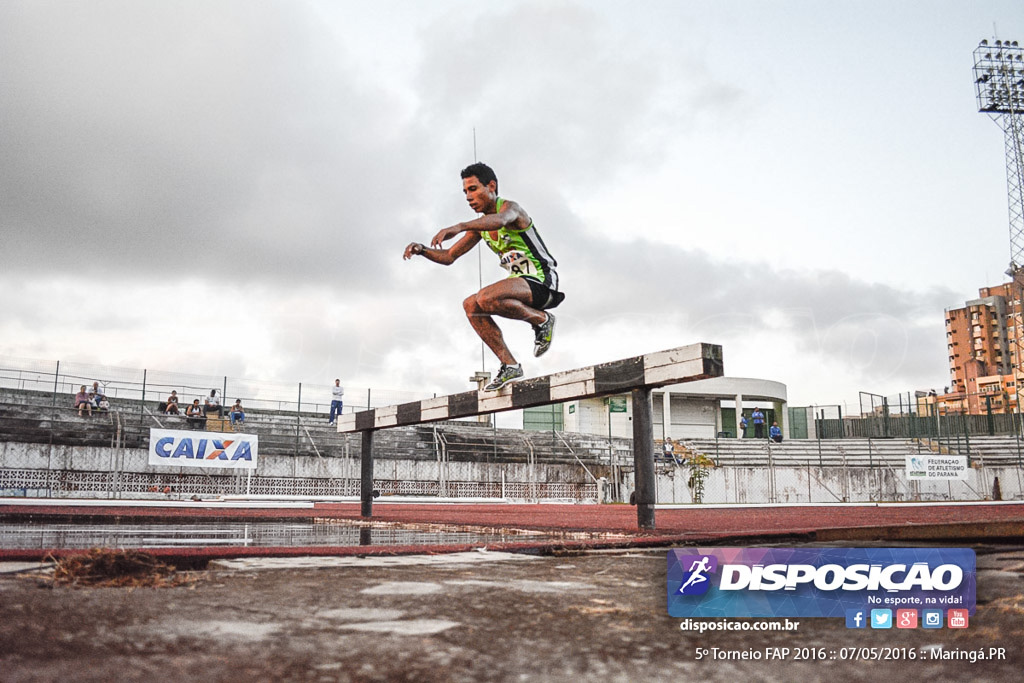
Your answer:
[2,501,1022,563]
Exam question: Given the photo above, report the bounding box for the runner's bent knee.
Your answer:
[463,293,483,316]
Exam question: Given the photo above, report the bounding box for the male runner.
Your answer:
[403,162,564,391]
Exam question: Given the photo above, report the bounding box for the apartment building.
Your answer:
[941,282,1019,414]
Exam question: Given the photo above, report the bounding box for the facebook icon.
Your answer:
[845,609,866,629]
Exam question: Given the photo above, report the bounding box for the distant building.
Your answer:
[940,282,1021,414]
[525,376,788,440]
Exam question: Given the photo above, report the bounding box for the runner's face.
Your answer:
[463,176,496,213]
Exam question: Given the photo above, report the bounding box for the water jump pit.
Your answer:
[0,517,634,564]
[3,499,1023,566]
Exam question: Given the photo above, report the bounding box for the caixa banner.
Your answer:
[668,547,975,618]
[148,428,258,470]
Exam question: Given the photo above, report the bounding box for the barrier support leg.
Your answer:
[361,429,375,517]
[632,387,656,529]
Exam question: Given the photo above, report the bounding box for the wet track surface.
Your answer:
[2,545,1023,682]
[0,519,626,550]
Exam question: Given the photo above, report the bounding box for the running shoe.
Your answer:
[533,312,556,357]
[484,364,524,391]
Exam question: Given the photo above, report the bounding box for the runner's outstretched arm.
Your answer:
[403,232,480,265]
[430,200,530,247]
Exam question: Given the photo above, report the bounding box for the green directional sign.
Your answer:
[608,396,628,413]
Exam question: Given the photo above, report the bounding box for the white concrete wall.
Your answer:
[668,397,718,439]
[651,465,1023,504]
[5,440,1018,504]
[0,441,596,499]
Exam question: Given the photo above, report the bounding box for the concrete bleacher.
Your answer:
[0,387,629,466]
[677,435,1024,467]
[0,399,119,447]
[7,385,1024,469]
[936,435,1024,465]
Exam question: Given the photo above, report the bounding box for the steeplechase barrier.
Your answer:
[337,343,724,528]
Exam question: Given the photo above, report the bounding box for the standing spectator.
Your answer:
[229,400,245,426]
[752,407,766,439]
[74,386,92,417]
[662,438,675,463]
[738,414,748,438]
[185,399,205,430]
[769,421,783,444]
[204,389,222,417]
[164,391,180,415]
[328,379,345,425]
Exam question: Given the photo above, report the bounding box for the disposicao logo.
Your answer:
[675,555,718,595]
[667,548,976,620]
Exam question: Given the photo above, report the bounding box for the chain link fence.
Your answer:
[0,355,434,419]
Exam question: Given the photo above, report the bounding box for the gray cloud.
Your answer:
[0,1,968,405]
[412,2,745,193]
[1,1,416,287]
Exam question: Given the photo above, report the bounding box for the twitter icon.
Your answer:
[870,609,893,629]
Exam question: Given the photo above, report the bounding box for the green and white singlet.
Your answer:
[481,197,559,290]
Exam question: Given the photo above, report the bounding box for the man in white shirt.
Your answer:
[204,389,222,417]
[328,379,344,425]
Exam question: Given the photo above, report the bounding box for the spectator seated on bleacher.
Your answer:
[74,385,92,417]
[662,438,675,463]
[97,395,110,412]
[185,399,205,430]
[164,390,180,415]
[229,399,245,426]
[204,389,222,417]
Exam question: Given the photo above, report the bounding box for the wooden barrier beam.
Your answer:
[341,342,723,528]
[337,342,723,433]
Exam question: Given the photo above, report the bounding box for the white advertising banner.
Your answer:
[906,454,968,480]
[148,428,258,470]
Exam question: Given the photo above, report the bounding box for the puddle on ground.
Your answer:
[0,519,629,550]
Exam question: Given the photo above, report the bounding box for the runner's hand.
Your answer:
[403,242,424,260]
[430,225,461,248]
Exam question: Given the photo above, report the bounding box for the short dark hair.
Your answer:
[461,162,497,192]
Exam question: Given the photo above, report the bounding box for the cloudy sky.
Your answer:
[1,0,1021,416]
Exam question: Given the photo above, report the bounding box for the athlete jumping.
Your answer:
[403,162,564,391]
[678,557,712,593]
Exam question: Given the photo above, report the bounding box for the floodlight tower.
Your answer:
[974,38,1024,385]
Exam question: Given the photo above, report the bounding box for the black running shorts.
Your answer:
[524,277,565,310]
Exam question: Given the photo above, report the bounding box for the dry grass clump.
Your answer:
[48,548,192,588]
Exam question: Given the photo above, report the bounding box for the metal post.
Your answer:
[51,360,59,409]
[296,383,302,456]
[1016,389,1023,467]
[882,398,890,438]
[606,400,615,500]
[140,369,147,423]
[631,387,656,530]
[985,395,995,436]
[964,417,971,465]
[50,360,60,447]
[361,429,375,517]
[908,392,915,440]
[817,428,823,468]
